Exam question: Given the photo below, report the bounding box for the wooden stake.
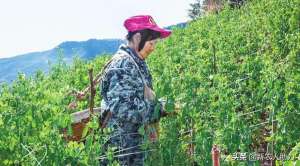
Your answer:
[212,144,220,166]
[88,69,95,117]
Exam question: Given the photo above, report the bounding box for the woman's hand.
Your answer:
[75,91,86,101]
[159,98,181,117]
[160,110,169,117]
[159,98,173,117]
[68,101,77,110]
[67,91,85,110]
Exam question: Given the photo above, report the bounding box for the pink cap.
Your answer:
[124,15,172,38]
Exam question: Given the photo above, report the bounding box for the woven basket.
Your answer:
[63,107,102,142]
[63,107,160,142]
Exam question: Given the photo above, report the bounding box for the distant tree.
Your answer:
[188,0,223,19]
[228,0,246,8]
[202,0,222,12]
[188,0,203,20]
[188,0,247,20]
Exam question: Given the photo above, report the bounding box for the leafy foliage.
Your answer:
[149,0,300,165]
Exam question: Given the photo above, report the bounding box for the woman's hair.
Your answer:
[126,29,161,51]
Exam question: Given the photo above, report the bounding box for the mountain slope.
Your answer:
[0,39,124,83]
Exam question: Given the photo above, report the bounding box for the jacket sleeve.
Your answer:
[101,57,161,125]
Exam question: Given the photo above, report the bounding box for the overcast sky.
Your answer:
[0,0,195,58]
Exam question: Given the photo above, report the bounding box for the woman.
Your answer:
[100,15,172,165]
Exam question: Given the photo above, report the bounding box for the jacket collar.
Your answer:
[118,44,146,66]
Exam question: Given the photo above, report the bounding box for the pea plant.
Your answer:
[0,0,299,165]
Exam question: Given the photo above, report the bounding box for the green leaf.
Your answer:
[82,123,89,138]
[138,125,145,136]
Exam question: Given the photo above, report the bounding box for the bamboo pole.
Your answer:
[88,69,95,117]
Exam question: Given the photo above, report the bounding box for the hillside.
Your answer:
[0,39,124,83]
[0,0,299,165]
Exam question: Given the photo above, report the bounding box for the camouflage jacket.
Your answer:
[100,44,161,132]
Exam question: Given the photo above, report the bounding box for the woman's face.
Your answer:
[139,39,158,59]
